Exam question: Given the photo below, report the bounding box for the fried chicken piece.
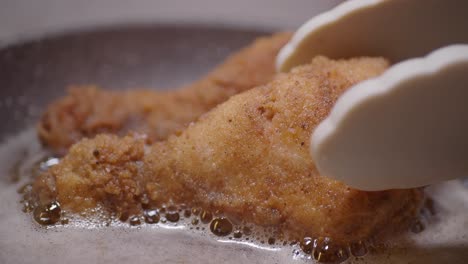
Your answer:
[34,57,423,243]
[38,32,292,153]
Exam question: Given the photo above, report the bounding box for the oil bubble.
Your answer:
[166,210,180,223]
[144,209,160,224]
[129,216,141,226]
[33,201,61,225]
[300,237,314,254]
[268,237,276,245]
[192,208,201,215]
[233,230,242,238]
[200,210,213,224]
[210,217,233,236]
[242,226,252,236]
[312,237,349,263]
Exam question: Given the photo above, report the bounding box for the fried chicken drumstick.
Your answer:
[38,33,291,153]
[34,57,423,243]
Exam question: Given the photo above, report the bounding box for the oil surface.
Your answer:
[1,128,468,264]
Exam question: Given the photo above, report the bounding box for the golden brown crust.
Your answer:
[34,57,423,243]
[37,32,292,153]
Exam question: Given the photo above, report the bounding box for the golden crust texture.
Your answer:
[34,57,423,243]
[37,32,292,153]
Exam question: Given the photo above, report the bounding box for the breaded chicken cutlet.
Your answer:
[33,57,423,244]
[38,32,291,153]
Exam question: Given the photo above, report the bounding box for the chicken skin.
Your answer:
[33,57,423,243]
[38,32,291,153]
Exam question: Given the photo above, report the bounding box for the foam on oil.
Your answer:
[0,128,467,263]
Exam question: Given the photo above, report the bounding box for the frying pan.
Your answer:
[0,1,344,263]
[1,1,467,264]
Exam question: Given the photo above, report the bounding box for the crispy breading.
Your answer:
[37,32,292,153]
[34,57,423,243]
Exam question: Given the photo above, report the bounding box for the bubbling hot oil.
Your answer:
[17,154,430,263]
[5,128,468,264]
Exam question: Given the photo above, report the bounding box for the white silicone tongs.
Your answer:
[276,0,468,191]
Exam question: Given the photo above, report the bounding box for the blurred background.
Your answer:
[0,0,342,139]
[0,0,343,44]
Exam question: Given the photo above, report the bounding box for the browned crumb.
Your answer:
[37,32,292,153]
[34,56,423,243]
